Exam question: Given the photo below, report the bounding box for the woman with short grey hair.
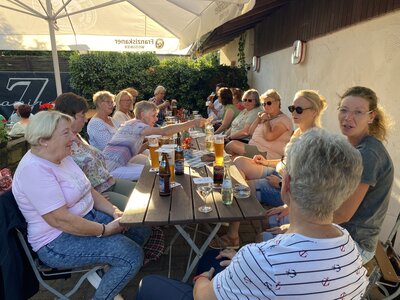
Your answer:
[136,128,368,299]
[13,111,151,300]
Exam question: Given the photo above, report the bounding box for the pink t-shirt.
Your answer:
[12,151,93,251]
[249,113,293,159]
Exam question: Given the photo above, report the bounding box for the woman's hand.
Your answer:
[265,204,289,220]
[253,154,267,165]
[216,249,236,267]
[194,117,207,128]
[266,174,281,189]
[112,207,123,219]
[265,223,290,234]
[104,218,128,236]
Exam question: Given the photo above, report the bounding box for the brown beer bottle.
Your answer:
[175,132,184,175]
[159,152,171,196]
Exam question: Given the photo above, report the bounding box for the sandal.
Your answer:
[209,234,240,250]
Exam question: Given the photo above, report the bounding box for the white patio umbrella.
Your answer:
[0,0,255,95]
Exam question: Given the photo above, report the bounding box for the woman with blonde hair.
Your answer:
[87,91,119,151]
[113,90,135,125]
[225,89,293,159]
[211,89,327,249]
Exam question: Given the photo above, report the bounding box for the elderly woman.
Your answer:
[149,85,171,126]
[55,92,135,210]
[12,111,151,300]
[136,128,368,299]
[225,89,263,141]
[213,88,240,134]
[225,89,293,158]
[87,91,119,151]
[103,101,206,181]
[113,90,135,125]
[212,90,327,249]
[9,104,31,137]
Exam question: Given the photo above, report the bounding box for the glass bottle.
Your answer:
[205,123,214,152]
[221,162,233,205]
[175,133,184,175]
[159,152,171,196]
[171,100,178,117]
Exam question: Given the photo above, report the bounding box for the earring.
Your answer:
[44,143,48,147]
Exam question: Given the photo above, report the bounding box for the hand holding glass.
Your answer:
[197,184,213,213]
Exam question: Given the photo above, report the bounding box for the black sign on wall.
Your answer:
[0,72,71,119]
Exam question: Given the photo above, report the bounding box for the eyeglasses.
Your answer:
[121,99,133,102]
[288,105,312,114]
[337,107,373,118]
[103,100,114,105]
[243,98,254,103]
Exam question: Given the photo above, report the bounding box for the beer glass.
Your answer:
[146,135,161,170]
[214,135,225,166]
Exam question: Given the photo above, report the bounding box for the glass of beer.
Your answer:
[146,135,161,171]
[159,146,176,183]
[214,134,225,166]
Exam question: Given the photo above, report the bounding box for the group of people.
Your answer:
[9,82,394,299]
[1,101,33,137]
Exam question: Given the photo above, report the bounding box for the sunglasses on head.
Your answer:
[288,105,312,114]
[243,98,253,102]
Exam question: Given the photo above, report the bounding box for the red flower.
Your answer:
[1,119,6,123]
[39,101,55,110]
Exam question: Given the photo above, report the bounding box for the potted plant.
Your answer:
[0,123,8,148]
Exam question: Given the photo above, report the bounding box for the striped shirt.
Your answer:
[213,225,368,299]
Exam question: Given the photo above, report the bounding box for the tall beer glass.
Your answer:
[214,135,225,166]
[146,135,161,170]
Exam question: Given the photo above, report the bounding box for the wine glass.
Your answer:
[197,184,213,213]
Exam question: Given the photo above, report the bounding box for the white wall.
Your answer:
[223,10,400,247]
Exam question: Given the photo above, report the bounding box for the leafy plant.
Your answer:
[69,51,249,113]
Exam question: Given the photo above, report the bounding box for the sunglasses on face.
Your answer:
[243,98,254,102]
[262,101,273,106]
[288,105,312,114]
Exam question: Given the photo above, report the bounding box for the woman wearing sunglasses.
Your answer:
[225,89,293,159]
[211,90,326,249]
[224,89,263,142]
[214,88,240,134]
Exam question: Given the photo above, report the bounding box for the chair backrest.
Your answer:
[1,189,103,299]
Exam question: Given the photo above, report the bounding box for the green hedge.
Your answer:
[69,52,249,113]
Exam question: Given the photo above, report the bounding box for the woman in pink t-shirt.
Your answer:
[12,111,151,300]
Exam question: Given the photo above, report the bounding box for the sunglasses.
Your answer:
[262,101,273,106]
[288,105,312,114]
[243,98,254,102]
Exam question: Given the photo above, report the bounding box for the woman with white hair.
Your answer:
[12,111,151,300]
[87,91,119,151]
[149,85,172,126]
[136,128,368,299]
[103,101,206,181]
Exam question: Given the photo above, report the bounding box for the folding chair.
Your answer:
[15,228,104,300]
[364,213,400,299]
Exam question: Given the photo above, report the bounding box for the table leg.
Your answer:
[175,223,222,282]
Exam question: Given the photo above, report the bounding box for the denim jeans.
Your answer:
[37,209,151,300]
[355,241,375,264]
[254,173,283,207]
[136,275,194,300]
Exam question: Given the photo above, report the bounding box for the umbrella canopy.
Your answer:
[0,0,255,94]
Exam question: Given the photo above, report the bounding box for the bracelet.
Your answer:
[193,274,210,282]
[96,224,105,238]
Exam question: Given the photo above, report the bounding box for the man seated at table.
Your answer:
[136,128,368,299]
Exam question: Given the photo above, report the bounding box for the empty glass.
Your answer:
[197,184,213,213]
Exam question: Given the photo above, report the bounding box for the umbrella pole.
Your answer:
[46,0,62,96]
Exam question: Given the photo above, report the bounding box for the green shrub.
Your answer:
[69,52,249,113]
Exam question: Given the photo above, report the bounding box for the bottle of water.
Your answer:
[205,123,214,152]
[221,162,233,205]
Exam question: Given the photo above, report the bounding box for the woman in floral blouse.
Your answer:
[55,92,134,210]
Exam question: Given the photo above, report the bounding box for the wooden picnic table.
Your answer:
[121,136,265,281]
